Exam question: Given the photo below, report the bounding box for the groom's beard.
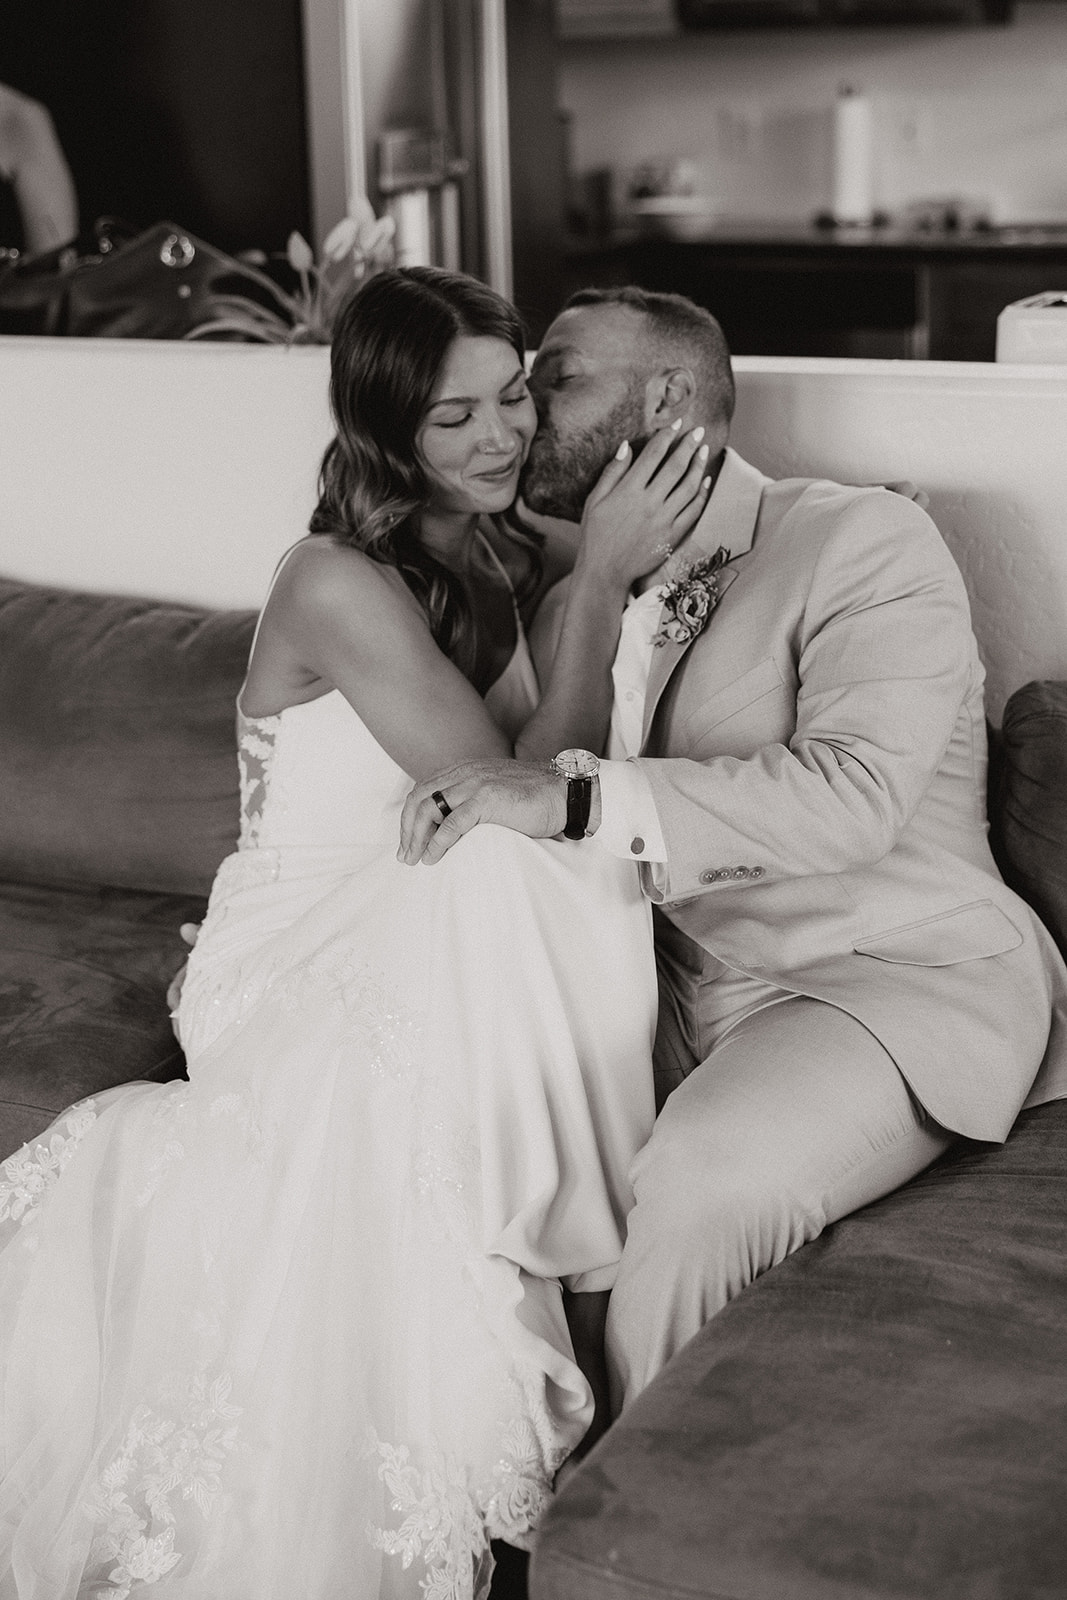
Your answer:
[520,391,648,522]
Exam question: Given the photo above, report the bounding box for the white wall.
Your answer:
[728,357,1067,721]
[560,1,1067,224]
[1,337,1065,721]
[0,337,331,611]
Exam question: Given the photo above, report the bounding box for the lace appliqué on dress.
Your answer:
[81,1370,243,1599]
[280,951,485,1254]
[366,1416,555,1599]
[0,1099,97,1229]
[483,1416,557,1547]
[237,712,279,850]
[367,1435,490,1600]
[276,946,426,1080]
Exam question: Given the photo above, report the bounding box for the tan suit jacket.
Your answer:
[633,449,1067,1142]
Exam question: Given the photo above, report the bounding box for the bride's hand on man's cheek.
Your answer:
[578,422,713,587]
[398,761,567,866]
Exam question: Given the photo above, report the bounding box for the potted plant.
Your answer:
[185,199,395,345]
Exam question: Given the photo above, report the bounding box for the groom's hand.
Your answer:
[399,760,570,865]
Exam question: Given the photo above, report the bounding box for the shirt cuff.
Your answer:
[595,758,667,863]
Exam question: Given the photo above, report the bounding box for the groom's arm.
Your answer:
[625,494,971,902]
[400,491,962,874]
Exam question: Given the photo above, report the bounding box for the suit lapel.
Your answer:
[641,566,739,744]
[640,449,768,749]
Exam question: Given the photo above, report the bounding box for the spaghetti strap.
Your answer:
[244,540,307,659]
[237,541,311,716]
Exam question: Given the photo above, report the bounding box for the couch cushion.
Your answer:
[995,680,1067,961]
[0,877,204,1161]
[531,1100,1067,1600]
[0,577,254,896]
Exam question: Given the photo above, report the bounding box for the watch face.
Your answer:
[554,748,600,780]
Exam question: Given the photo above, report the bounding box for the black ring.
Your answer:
[431,789,452,820]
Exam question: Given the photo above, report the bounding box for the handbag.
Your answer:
[0,217,265,338]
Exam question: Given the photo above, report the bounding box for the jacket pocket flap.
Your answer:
[682,658,785,741]
[854,900,1023,966]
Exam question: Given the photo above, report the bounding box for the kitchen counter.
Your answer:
[572,218,1067,254]
[563,221,1067,358]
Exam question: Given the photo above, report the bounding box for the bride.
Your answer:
[0,266,712,1600]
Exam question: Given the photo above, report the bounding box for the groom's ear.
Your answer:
[644,365,698,430]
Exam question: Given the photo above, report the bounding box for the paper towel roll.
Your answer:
[832,86,873,227]
[387,189,434,268]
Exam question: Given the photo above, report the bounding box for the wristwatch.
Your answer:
[551,748,600,840]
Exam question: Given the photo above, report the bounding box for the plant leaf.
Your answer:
[184,319,288,343]
[323,216,360,261]
[286,231,315,272]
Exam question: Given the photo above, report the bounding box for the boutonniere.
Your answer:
[652,546,732,648]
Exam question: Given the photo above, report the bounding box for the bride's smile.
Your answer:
[415,332,537,525]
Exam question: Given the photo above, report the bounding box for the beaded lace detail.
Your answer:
[80,1370,244,1599]
[236,710,279,850]
[0,1099,98,1227]
[71,954,561,1597]
[366,1413,558,1600]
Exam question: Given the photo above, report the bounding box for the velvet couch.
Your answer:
[2,572,1067,1600]
[0,575,253,1158]
[531,686,1067,1598]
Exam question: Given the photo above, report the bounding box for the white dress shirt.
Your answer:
[596,586,669,867]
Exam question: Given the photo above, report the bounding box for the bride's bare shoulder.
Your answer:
[273,537,422,631]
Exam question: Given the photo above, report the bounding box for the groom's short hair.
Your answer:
[564,285,736,432]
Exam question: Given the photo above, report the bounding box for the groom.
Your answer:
[401,284,1067,1410]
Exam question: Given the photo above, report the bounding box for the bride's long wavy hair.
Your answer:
[309,266,542,675]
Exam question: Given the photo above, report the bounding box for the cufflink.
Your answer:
[630,836,645,855]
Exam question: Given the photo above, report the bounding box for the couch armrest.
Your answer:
[994,680,1067,961]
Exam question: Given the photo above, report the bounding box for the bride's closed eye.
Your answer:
[432,386,529,430]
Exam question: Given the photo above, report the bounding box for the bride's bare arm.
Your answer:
[255,545,512,781]
[246,427,711,780]
[527,578,569,690]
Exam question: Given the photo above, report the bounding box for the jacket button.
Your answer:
[630,836,645,855]
[749,866,765,879]
[732,866,750,879]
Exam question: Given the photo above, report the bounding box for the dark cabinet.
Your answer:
[677,0,1011,23]
[563,234,1067,361]
[599,245,923,358]
[923,261,1067,360]
[676,0,821,23]
[827,0,1010,20]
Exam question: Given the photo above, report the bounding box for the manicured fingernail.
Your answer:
[670,418,683,432]
[702,475,712,492]
[698,443,710,461]
[691,426,705,443]
[615,440,630,459]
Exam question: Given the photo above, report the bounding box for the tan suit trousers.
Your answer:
[605,915,955,1410]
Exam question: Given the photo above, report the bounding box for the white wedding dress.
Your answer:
[0,542,657,1600]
